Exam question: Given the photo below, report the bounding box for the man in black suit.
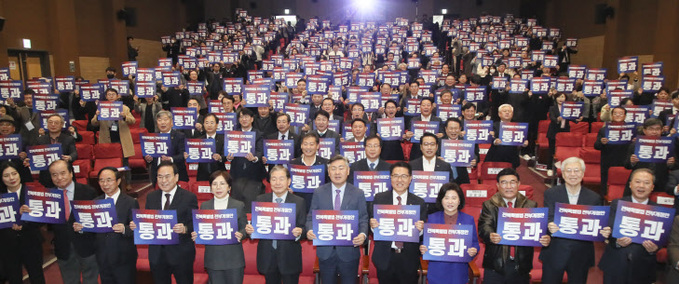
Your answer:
[246,165,307,284]
[145,110,189,185]
[369,162,427,284]
[30,114,78,187]
[0,115,32,182]
[599,168,659,284]
[540,157,604,283]
[48,159,99,284]
[75,167,138,284]
[227,108,265,213]
[404,98,443,161]
[264,113,301,162]
[290,132,329,213]
[131,161,198,284]
[193,113,226,181]
[409,132,466,184]
[308,110,341,153]
[348,135,392,184]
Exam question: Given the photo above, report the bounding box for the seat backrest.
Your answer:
[242,239,259,275]
[569,121,589,134]
[608,167,631,185]
[479,162,512,181]
[194,245,206,272]
[518,185,534,200]
[583,133,598,148]
[72,120,88,132]
[190,181,212,201]
[92,158,123,174]
[555,132,584,147]
[461,184,495,207]
[79,131,96,145]
[75,144,93,160]
[538,120,550,133]
[579,148,601,164]
[300,240,318,276]
[130,128,148,144]
[72,160,91,178]
[94,143,123,159]
[590,122,604,133]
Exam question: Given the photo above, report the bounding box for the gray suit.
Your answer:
[200,197,248,284]
[306,182,369,284]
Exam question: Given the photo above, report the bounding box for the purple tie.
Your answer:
[334,190,341,210]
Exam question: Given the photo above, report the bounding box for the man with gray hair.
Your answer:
[484,103,528,168]
[539,156,605,283]
[145,110,188,184]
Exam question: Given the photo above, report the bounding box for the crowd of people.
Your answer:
[1,8,679,284]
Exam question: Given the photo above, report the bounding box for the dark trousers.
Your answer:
[376,250,419,284]
[263,250,299,284]
[206,268,244,284]
[99,260,136,284]
[541,258,590,284]
[318,250,359,284]
[0,240,45,284]
[150,248,193,284]
[483,260,530,284]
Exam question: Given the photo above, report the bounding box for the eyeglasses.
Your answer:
[499,180,518,186]
[391,174,411,180]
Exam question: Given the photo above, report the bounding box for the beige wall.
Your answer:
[134,39,165,68]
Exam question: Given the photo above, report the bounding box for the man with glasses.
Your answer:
[306,155,369,284]
[369,162,427,283]
[28,114,78,187]
[227,108,265,213]
[478,168,551,283]
[348,135,391,184]
[539,157,604,283]
[409,132,462,184]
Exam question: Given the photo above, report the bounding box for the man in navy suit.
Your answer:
[306,155,369,284]
[348,135,392,184]
[74,167,139,284]
[539,157,604,283]
[246,165,307,284]
[369,162,427,283]
[599,168,660,284]
[409,132,466,184]
[131,161,198,284]
[48,159,99,284]
[145,110,188,185]
[227,108,265,213]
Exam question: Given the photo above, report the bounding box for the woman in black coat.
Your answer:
[546,93,582,170]
[0,161,45,284]
[594,106,632,195]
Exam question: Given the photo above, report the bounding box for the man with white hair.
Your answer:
[484,104,529,168]
[539,157,606,283]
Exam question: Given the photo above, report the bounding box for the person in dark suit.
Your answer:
[409,133,466,184]
[665,169,679,213]
[29,114,78,188]
[11,89,41,143]
[348,135,392,184]
[539,157,604,283]
[441,117,479,175]
[264,113,301,164]
[624,118,676,195]
[145,110,189,185]
[191,170,247,284]
[370,162,427,284]
[245,165,307,284]
[377,100,405,161]
[0,115,32,182]
[478,168,551,283]
[404,98,444,161]
[0,162,45,284]
[345,118,368,143]
[190,114,226,181]
[74,167,138,284]
[181,98,206,139]
[290,132,329,213]
[594,106,630,195]
[666,215,679,283]
[419,183,480,284]
[484,104,529,169]
[546,93,582,170]
[131,161,198,284]
[227,108,265,213]
[48,159,99,284]
[306,110,341,153]
[306,155,369,284]
[599,168,659,284]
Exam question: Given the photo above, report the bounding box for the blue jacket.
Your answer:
[426,210,480,284]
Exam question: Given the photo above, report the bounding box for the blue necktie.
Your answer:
[273,197,283,249]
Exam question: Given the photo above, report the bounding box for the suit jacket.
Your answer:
[407,116,443,161]
[0,185,43,260]
[196,133,226,181]
[145,186,198,266]
[95,191,139,266]
[16,106,40,142]
[598,197,659,283]
[52,183,98,260]
[148,130,188,182]
[369,191,427,271]
[539,185,602,270]
[427,210,479,284]
[666,215,679,283]
[230,128,265,182]
[666,170,679,213]
[255,192,307,274]
[348,158,392,184]
[201,196,247,270]
[547,104,570,140]
[134,101,162,132]
[306,182,369,262]
[316,129,341,153]
[265,130,302,159]
[409,157,466,184]
[91,104,136,158]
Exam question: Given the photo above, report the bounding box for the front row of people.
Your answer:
[1,156,679,284]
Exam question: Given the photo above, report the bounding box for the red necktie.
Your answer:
[63,191,70,220]
[394,196,404,250]
[508,201,515,259]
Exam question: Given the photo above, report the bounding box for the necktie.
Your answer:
[273,197,283,249]
[370,162,375,170]
[334,190,341,210]
[51,137,58,144]
[507,201,515,259]
[452,168,458,180]
[163,193,171,210]
[281,134,286,140]
[63,191,70,220]
[395,196,404,250]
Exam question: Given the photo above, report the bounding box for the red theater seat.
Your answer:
[479,162,512,184]
[89,143,123,178]
[606,167,631,203]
